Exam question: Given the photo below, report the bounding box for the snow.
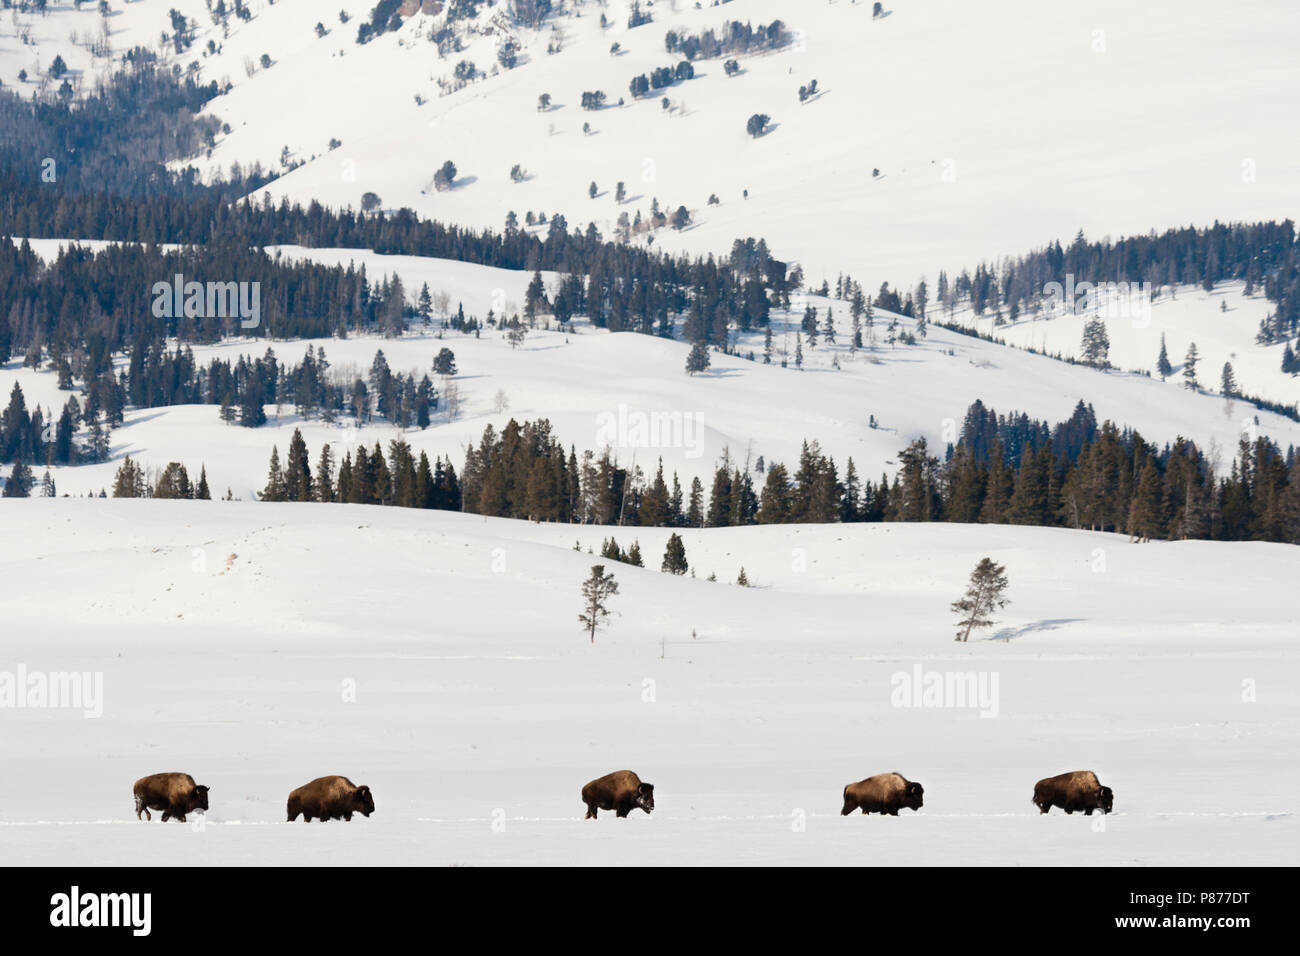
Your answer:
[947,279,1299,411]
[3,1,1298,869]
[8,275,1300,501]
[0,501,1295,864]
[6,1,1298,285]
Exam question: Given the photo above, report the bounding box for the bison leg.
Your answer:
[616,806,630,818]
[175,812,187,823]
[344,812,353,821]
[161,811,171,822]
[1084,808,1094,816]
[584,803,597,819]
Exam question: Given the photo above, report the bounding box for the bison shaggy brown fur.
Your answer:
[133,772,209,822]
[1032,770,1113,815]
[286,775,375,822]
[581,770,654,819]
[841,772,924,816]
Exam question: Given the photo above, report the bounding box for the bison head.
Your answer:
[903,780,924,810]
[1097,785,1113,813]
[635,782,655,814]
[352,785,375,817]
[190,785,210,813]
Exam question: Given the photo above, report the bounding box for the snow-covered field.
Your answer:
[4,0,1297,873]
[0,500,1295,865]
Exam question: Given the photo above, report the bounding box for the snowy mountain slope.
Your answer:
[0,500,1295,865]
[233,0,1300,286]
[7,0,1298,287]
[7,259,1300,500]
[947,279,1298,410]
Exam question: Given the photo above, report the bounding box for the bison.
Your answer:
[133,772,210,823]
[841,772,924,816]
[286,775,375,822]
[1033,770,1113,815]
[581,770,654,819]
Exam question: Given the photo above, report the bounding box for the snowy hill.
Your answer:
[947,279,1298,410]
[6,240,1299,500]
[0,500,1295,865]
[4,0,1298,285]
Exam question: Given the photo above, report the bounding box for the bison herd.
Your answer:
[131,768,1114,823]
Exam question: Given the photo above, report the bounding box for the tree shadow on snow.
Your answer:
[985,618,1084,642]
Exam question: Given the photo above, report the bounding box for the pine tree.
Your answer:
[524,271,547,321]
[736,566,749,586]
[661,532,688,573]
[687,477,704,527]
[111,456,145,498]
[578,564,620,642]
[417,283,433,323]
[1156,333,1173,380]
[153,463,192,499]
[315,444,335,502]
[1127,457,1164,542]
[196,466,211,500]
[951,557,1010,642]
[285,428,313,501]
[1080,318,1110,367]
[433,347,458,376]
[685,340,711,375]
[4,459,34,497]
[1220,361,1238,398]
[261,446,286,501]
[1183,342,1200,390]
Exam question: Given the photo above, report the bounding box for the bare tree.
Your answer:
[442,381,463,422]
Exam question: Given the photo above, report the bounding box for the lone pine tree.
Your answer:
[662,533,688,573]
[1080,318,1110,367]
[579,564,620,642]
[1183,342,1200,389]
[1156,333,1173,380]
[951,557,1010,642]
[685,340,710,374]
